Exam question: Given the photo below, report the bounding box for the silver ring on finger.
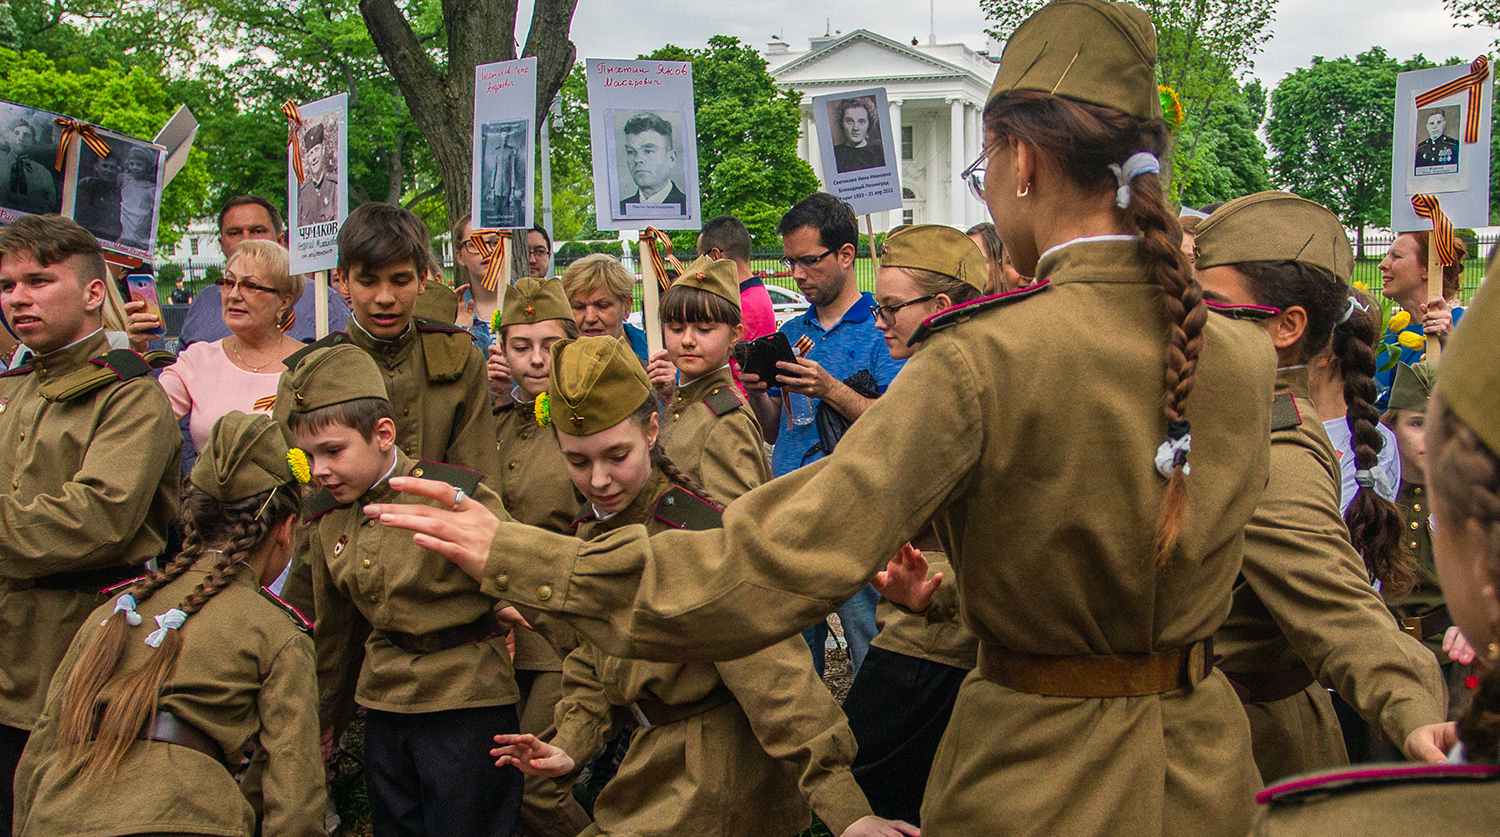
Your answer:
[451,487,466,510]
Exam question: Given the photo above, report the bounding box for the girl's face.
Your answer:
[502,320,569,400]
[1378,233,1425,308]
[126,154,150,178]
[1392,410,1427,484]
[664,320,740,380]
[873,267,944,360]
[1430,477,1499,666]
[558,412,658,515]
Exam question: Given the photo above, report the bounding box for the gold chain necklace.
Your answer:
[228,336,282,373]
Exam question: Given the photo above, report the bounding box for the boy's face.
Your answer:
[342,257,426,340]
[292,417,397,504]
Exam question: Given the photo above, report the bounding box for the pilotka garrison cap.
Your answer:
[1193,191,1355,282]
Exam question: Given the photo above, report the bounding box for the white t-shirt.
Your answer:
[1322,417,1402,514]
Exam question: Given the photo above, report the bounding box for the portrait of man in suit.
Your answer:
[617,112,687,216]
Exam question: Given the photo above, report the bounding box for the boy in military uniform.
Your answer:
[285,344,523,837]
[297,123,337,227]
[0,215,181,836]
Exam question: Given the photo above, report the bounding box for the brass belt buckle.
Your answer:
[1399,616,1423,639]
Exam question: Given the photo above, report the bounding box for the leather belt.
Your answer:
[1399,606,1453,642]
[977,638,1214,698]
[385,613,504,655]
[631,683,736,728]
[27,564,143,592]
[1224,665,1317,704]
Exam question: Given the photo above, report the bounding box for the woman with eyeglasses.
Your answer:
[367,3,1281,833]
[159,239,303,486]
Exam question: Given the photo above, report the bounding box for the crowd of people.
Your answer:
[0,1,1497,836]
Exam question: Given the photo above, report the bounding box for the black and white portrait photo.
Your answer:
[297,115,340,227]
[0,102,64,219]
[479,119,529,229]
[827,96,885,174]
[614,111,689,218]
[1413,105,1461,176]
[72,135,164,256]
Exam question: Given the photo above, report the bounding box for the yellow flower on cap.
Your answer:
[1397,330,1426,350]
[1387,310,1412,332]
[286,448,312,485]
[534,392,551,428]
[491,309,503,332]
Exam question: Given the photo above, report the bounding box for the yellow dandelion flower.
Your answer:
[1396,330,1426,350]
[534,392,551,427]
[286,448,312,485]
[1158,86,1184,129]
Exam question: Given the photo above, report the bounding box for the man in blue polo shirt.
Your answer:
[743,192,904,678]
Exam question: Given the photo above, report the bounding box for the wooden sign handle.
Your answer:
[315,270,329,338]
[1426,224,1442,361]
[866,215,879,272]
[638,230,663,357]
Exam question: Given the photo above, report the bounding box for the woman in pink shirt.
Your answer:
[159,240,304,452]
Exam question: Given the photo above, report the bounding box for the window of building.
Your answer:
[902,125,914,160]
[190,237,200,256]
[903,209,914,225]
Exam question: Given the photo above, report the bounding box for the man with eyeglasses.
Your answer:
[741,192,905,681]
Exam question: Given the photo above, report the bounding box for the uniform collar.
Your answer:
[348,316,415,355]
[29,329,109,380]
[676,364,733,401]
[1276,365,1311,399]
[358,449,405,505]
[1034,237,1151,287]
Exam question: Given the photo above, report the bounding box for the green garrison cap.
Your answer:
[501,277,574,327]
[989,0,1162,121]
[280,344,388,413]
[670,255,742,310]
[1437,262,1500,454]
[1193,191,1355,282]
[191,411,295,502]
[880,225,988,292]
[547,335,652,436]
[1388,360,1439,414]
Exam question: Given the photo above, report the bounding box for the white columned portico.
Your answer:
[805,109,824,184]
[948,97,965,226]
[967,103,983,225]
[888,98,904,228]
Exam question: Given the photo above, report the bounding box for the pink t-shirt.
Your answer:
[157,339,284,452]
[739,275,777,341]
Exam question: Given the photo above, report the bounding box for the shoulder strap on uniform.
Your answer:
[702,385,745,417]
[282,332,351,371]
[1258,763,1500,807]
[1206,301,1280,322]
[653,486,723,531]
[258,587,313,634]
[1271,391,1302,432]
[409,459,482,496]
[0,363,33,379]
[141,349,177,369]
[909,281,1051,346]
[415,318,472,383]
[39,349,153,402]
[301,487,345,523]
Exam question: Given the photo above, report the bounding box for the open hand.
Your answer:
[492,733,575,777]
[871,543,941,613]
[1404,722,1458,764]
[364,476,498,581]
[840,815,921,837]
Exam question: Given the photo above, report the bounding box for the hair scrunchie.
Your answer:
[144,609,187,648]
[1109,152,1161,209]
[1154,419,1192,479]
[105,593,142,627]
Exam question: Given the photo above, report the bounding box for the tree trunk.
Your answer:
[360,0,578,227]
[1357,222,1366,261]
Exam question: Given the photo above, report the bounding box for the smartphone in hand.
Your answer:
[122,273,166,337]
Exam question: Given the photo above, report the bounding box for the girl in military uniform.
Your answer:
[1249,257,1500,837]
[493,335,911,837]
[843,224,986,824]
[372,3,1289,834]
[491,277,593,837]
[12,412,324,837]
[1192,191,1449,784]
[645,255,770,505]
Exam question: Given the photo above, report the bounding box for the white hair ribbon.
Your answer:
[105,593,142,627]
[1109,152,1161,209]
[1336,295,1367,325]
[1354,468,1395,500]
[144,609,187,648]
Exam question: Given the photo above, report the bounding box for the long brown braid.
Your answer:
[1333,289,1416,596]
[57,484,300,780]
[984,90,1204,566]
[1428,396,1500,760]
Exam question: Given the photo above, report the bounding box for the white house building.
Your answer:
[765,29,1000,232]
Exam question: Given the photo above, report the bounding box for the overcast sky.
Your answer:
[538,0,1498,90]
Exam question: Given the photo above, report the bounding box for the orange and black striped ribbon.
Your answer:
[1411,194,1458,266]
[468,229,513,292]
[1414,56,1490,144]
[52,118,111,171]
[280,308,296,334]
[640,227,684,292]
[253,394,277,411]
[282,100,306,183]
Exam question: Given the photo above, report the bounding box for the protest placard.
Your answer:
[812,87,902,216]
[586,59,701,231]
[287,93,349,274]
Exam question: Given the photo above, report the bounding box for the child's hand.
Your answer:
[840,815,921,837]
[487,344,513,400]
[647,349,677,404]
[492,733,575,777]
[872,543,940,614]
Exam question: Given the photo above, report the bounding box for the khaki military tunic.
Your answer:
[480,239,1279,837]
[1388,480,1472,719]
[0,332,181,731]
[306,451,518,726]
[556,470,872,837]
[1215,369,1445,784]
[872,555,977,670]
[13,556,325,837]
[659,366,770,505]
[1249,762,1500,836]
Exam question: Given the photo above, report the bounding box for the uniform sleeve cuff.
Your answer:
[808,768,874,835]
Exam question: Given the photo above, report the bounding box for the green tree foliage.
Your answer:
[642,36,819,247]
[980,0,1274,203]
[0,0,20,51]
[1265,48,1437,254]
[544,64,598,241]
[1174,81,1273,207]
[0,48,212,245]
